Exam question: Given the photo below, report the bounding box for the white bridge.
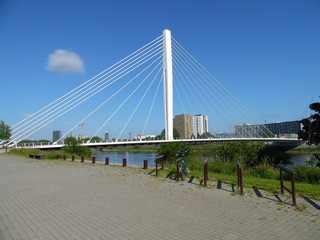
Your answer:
[2,29,303,148]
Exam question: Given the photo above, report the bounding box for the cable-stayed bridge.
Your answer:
[2,30,303,149]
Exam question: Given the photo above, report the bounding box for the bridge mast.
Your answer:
[163,29,173,140]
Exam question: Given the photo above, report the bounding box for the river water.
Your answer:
[92,151,312,168]
[92,151,158,167]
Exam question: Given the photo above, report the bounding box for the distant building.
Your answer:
[173,114,193,139]
[193,114,208,138]
[52,130,62,143]
[105,132,110,142]
[234,120,301,138]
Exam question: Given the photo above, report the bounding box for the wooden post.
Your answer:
[105,157,109,165]
[81,156,84,163]
[143,160,148,169]
[63,155,66,161]
[92,157,96,164]
[280,168,284,194]
[123,158,127,167]
[204,160,208,187]
[291,173,297,206]
[72,155,75,161]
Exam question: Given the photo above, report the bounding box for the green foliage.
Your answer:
[294,165,320,184]
[157,142,191,163]
[299,101,320,145]
[159,128,181,140]
[63,136,91,157]
[0,120,11,140]
[213,141,267,167]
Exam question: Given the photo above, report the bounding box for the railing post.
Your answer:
[143,160,148,169]
[280,168,284,194]
[291,173,297,206]
[204,160,208,187]
[156,159,159,177]
[105,157,109,165]
[237,162,243,195]
[63,155,66,161]
[123,158,127,167]
[92,157,96,164]
[161,157,164,170]
[176,161,179,181]
[72,155,75,161]
[81,156,84,162]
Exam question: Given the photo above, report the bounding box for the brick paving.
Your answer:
[0,154,319,240]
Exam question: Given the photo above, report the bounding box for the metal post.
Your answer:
[123,158,127,167]
[237,162,243,195]
[291,173,297,206]
[161,157,164,170]
[280,168,284,194]
[143,160,148,169]
[163,29,173,140]
[204,160,208,187]
[92,157,96,164]
[105,157,109,165]
[156,159,159,177]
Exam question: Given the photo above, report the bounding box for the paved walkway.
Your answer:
[0,154,319,240]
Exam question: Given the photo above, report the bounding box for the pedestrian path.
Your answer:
[0,155,319,240]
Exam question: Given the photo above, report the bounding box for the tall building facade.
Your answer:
[52,130,62,143]
[193,114,209,138]
[173,114,193,139]
[105,132,110,142]
[234,120,301,138]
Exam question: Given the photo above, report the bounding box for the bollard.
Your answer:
[204,160,208,187]
[123,158,127,167]
[143,160,148,169]
[237,162,244,195]
[105,157,109,165]
[92,157,96,164]
[72,155,75,161]
[63,155,66,161]
[81,156,84,163]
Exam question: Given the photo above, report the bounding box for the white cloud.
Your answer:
[46,49,85,73]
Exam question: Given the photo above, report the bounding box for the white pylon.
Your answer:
[163,29,173,140]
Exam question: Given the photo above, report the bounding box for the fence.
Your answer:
[278,165,296,206]
[155,155,164,177]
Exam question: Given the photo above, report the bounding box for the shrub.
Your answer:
[295,165,320,184]
[246,166,278,180]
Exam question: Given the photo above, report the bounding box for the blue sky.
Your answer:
[0,0,319,140]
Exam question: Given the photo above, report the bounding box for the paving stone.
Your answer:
[0,154,319,240]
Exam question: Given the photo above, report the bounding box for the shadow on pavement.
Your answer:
[303,197,320,210]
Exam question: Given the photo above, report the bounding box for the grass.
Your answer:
[158,161,320,200]
[7,148,90,160]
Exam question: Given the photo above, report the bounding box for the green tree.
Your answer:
[200,132,214,139]
[160,128,181,140]
[299,102,320,145]
[63,136,91,157]
[157,142,191,163]
[0,120,11,141]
